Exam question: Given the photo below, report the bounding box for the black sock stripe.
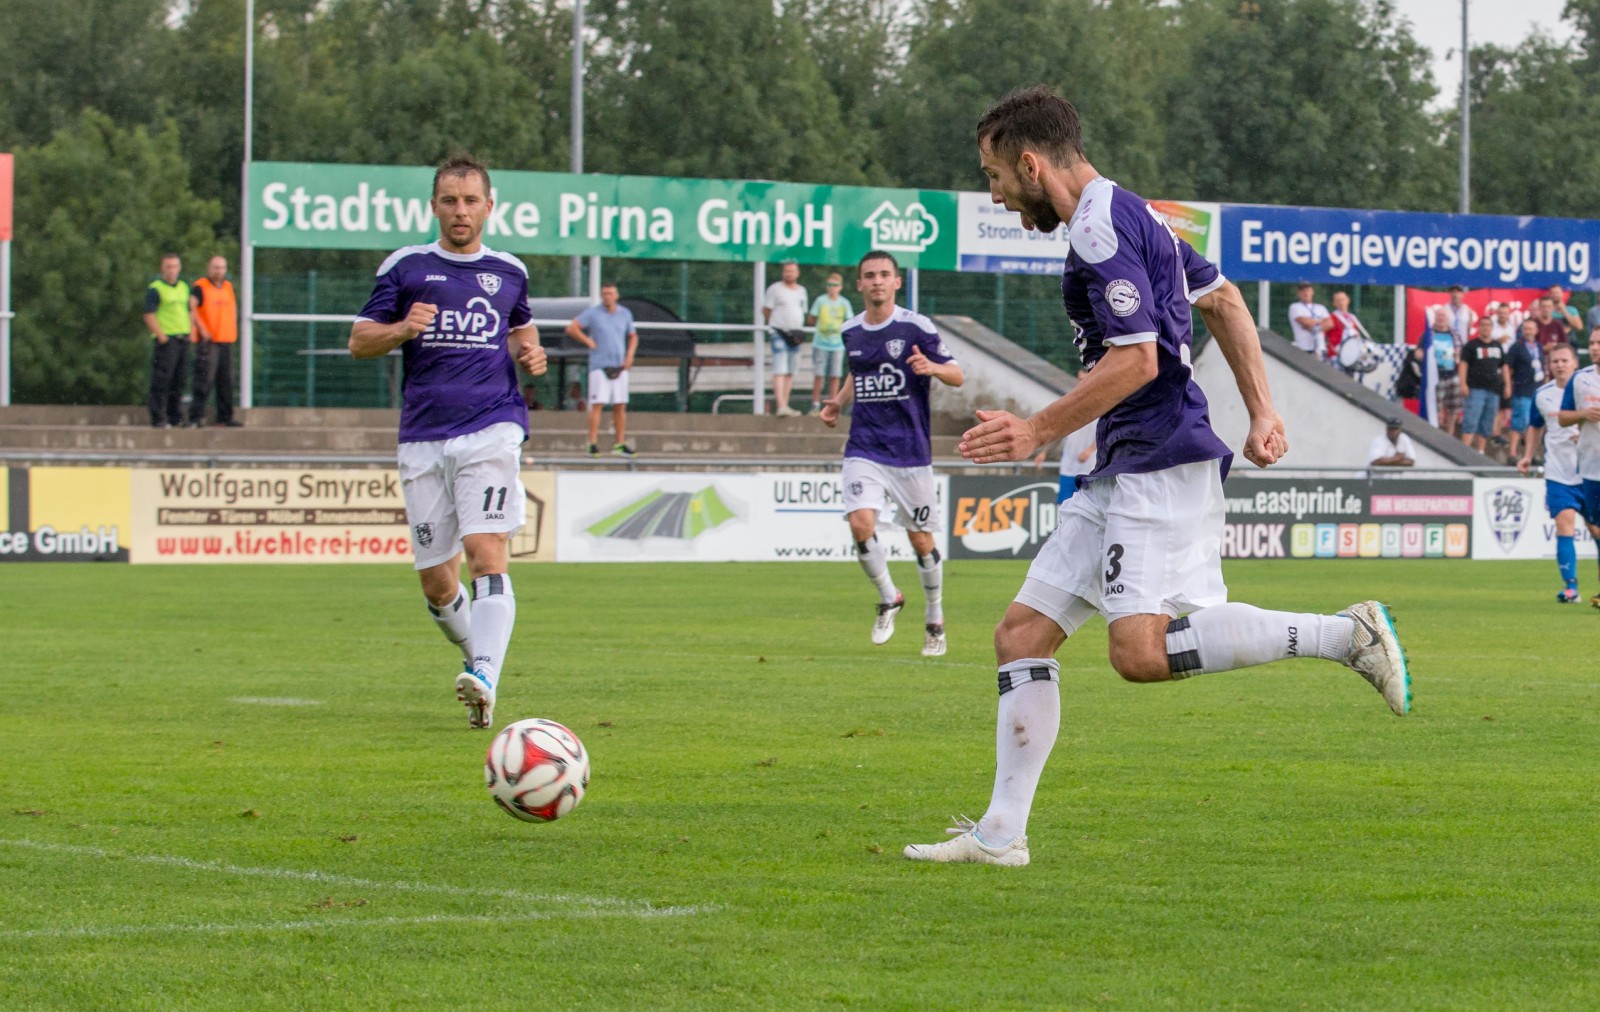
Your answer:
[997,665,1057,696]
[1167,616,1191,634]
[1167,649,1202,674]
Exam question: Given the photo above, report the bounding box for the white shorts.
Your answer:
[397,421,527,570]
[588,367,630,405]
[1015,459,1227,634]
[840,456,940,533]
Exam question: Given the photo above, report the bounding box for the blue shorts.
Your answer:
[1509,396,1533,432]
[1462,387,1499,437]
[768,333,795,376]
[1582,480,1600,526]
[1547,480,1585,520]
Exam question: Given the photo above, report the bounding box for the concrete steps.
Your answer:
[0,404,968,464]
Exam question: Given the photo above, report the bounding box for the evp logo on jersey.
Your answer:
[854,363,907,402]
[423,296,502,347]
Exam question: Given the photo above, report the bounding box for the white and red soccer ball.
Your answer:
[484,718,590,822]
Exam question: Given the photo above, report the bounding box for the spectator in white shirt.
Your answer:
[1286,282,1332,355]
[1368,417,1417,467]
[762,260,809,416]
[1443,285,1477,349]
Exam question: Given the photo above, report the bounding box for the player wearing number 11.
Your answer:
[903,87,1411,868]
[349,155,548,729]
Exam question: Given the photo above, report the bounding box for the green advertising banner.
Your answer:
[251,162,959,269]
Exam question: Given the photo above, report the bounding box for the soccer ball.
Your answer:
[484,718,590,822]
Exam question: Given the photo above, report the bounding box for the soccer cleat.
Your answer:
[871,594,904,645]
[454,668,496,729]
[904,816,1030,867]
[612,442,637,458]
[922,623,947,657]
[587,443,601,458]
[1339,601,1410,716]
[1557,588,1580,604]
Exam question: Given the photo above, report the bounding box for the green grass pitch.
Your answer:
[3,559,1599,1008]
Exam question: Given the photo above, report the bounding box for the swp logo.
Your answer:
[863,201,939,253]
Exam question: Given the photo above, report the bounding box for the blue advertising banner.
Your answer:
[1220,204,1600,290]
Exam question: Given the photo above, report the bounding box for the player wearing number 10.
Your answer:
[903,87,1411,867]
[349,155,548,729]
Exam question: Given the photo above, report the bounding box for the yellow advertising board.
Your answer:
[129,466,556,564]
[0,466,131,562]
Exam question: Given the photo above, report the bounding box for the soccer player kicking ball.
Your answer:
[349,156,547,728]
[820,251,965,656]
[904,87,1409,868]
[1518,343,1586,603]
[1554,327,1600,608]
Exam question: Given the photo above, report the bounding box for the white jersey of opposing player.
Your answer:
[1532,380,1580,486]
[1563,365,1600,481]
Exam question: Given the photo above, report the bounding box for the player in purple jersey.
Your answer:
[349,155,547,729]
[820,251,964,655]
[904,87,1411,868]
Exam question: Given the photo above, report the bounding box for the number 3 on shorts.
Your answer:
[1104,543,1124,583]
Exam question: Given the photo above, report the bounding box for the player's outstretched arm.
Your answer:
[349,303,436,359]
[959,342,1156,464]
[1194,280,1286,468]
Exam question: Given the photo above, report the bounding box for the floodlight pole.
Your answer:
[240,0,256,408]
[1459,0,1470,214]
[569,0,585,297]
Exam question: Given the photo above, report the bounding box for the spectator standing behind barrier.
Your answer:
[763,260,808,416]
[1327,290,1374,372]
[1443,285,1477,350]
[1489,303,1519,346]
[566,282,639,458]
[806,273,852,415]
[1427,309,1465,435]
[1585,296,1600,336]
[1548,285,1584,339]
[1368,417,1416,467]
[562,381,585,412]
[143,253,191,429]
[1531,297,1574,354]
[187,255,241,428]
[1286,282,1331,355]
[1504,319,1544,460]
[1459,316,1507,453]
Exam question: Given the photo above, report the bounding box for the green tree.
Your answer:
[1162,0,1451,208]
[11,113,222,404]
[880,0,1177,194]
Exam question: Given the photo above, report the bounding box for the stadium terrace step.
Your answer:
[0,405,968,464]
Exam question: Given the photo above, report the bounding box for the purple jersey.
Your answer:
[1062,178,1231,479]
[842,307,956,468]
[356,242,533,444]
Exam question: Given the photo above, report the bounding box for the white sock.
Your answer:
[427,588,472,665]
[855,535,899,605]
[976,659,1061,846]
[917,549,943,625]
[469,573,517,688]
[1165,604,1354,678]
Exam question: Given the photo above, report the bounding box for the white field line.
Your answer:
[229,697,325,706]
[0,908,694,942]
[0,839,711,919]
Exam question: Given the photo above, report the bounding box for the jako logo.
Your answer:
[951,481,1058,555]
[863,201,939,253]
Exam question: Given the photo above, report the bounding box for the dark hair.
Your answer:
[433,154,491,197]
[160,252,180,262]
[975,86,1086,167]
[857,249,899,275]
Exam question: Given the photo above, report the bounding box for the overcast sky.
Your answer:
[1392,0,1578,104]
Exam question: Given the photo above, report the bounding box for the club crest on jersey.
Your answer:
[415,522,435,548]
[1105,280,1141,317]
[1485,485,1528,553]
[886,339,905,358]
[476,272,502,296]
